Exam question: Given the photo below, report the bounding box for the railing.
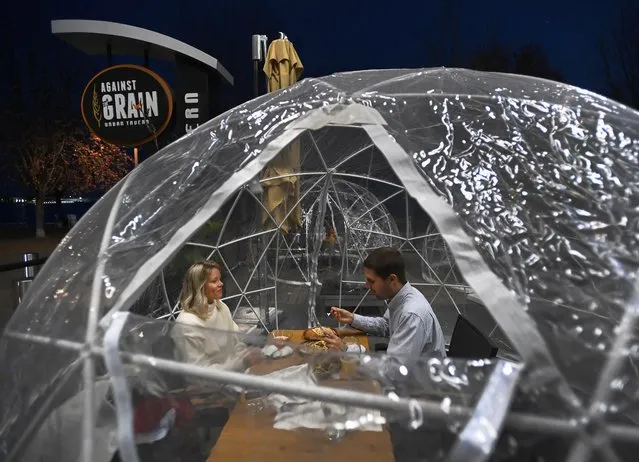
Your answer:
[0,253,47,310]
[0,254,48,274]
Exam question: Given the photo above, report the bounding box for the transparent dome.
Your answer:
[2,68,639,462]
[422,221,465,289]
[141,176,402,324]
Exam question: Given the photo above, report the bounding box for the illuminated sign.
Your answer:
[81,64,173,146]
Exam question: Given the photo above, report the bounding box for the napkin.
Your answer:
[346,343,366,354]
[262,364,383,432]
[261,344,294,359]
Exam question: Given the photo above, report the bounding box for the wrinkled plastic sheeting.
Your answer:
[353,73,639,417]
[2,68,639,460]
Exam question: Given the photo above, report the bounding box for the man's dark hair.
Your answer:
[363,247,406,283]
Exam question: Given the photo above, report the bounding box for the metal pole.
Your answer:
[252,34,270,327]
[307,173,332,327]
[274,232,280,331]
[253,60,259,98]
[253,183,270,328]
[405,192,412,239]
[14,252,40,309]
[81,173,132,462]
[14,280,32,308]
[251,34,267,98]
[86,353,639,443]
[5,329,639,444]
[22,252,39,279]
[258,231,270,327]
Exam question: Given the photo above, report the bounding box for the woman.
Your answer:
[173,260,260,372]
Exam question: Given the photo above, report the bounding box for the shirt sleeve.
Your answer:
[357,313,430,389]
[386,312,429,359]
[351,309,391,337]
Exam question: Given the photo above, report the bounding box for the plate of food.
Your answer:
[311,356,341,380]
[269,331,291,348]
[298,340,330,356]
[303,326,337,341]
[298,337,343,379]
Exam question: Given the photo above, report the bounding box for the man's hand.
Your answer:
[330,306,354,324]
[323,330,346,352]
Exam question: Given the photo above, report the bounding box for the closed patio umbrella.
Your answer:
[261,34,304,234]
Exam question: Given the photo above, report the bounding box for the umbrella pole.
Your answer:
[251,34,267,98]
[252,34,271,328]
[253,59,260,98]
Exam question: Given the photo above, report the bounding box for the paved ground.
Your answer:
[0,227,67,330]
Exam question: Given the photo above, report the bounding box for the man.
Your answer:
[325,246,446,359]
[327,247,448,462]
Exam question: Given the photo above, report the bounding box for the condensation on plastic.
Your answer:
[1,68,638,461]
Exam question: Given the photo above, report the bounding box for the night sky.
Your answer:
[0,0,623,197]
[4,0,617,100]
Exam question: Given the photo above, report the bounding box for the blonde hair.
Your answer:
[179,260,222,320]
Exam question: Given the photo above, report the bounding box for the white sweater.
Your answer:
[173,300,247,373]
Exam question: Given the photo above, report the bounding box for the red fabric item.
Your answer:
[133,397,194,434]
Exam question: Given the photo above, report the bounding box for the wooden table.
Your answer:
[207,329,395,462]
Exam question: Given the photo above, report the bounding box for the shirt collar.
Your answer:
[388,282,412,310]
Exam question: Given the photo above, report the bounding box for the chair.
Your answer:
[373,341,388,352]
[130,322,232,460]
[447,315,498,359]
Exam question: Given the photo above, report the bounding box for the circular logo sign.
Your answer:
[81,64,174,147]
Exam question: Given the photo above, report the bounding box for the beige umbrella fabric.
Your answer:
[264,38,304,91]
[261,38,304,234]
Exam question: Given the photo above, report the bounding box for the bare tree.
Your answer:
[12,117,78,236]
[601,0,639,108]
[1,42,132,237]
[11,118,132,237]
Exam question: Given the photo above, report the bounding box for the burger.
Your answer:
[303,326,337,341]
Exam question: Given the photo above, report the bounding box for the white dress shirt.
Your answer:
[351,282,446,359]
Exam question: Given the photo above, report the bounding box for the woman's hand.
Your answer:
[329,306,354,324]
